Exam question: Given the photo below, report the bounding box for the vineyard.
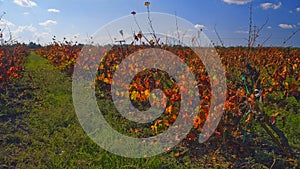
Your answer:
[0,40,298,168]
[37,42,300,148]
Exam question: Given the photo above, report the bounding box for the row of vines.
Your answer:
[0,45,29,90]
[35,43,299,164]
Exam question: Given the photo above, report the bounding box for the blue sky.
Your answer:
[0,0,299,46]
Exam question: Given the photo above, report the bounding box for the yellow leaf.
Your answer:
[144,89,150,98]
[97,74,105,81]
[99,63,104,70]
[131,91,137,100]
[103,78,111,84]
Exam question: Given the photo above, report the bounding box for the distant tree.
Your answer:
[28,41,42,49]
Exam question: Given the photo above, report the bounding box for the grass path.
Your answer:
[1,51,97,168]
[0,52,190,169]
[15,51,96,168]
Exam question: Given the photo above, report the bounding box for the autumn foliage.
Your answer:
[36,43,299,158]
[35,42,82,76]
[0,45,29,90]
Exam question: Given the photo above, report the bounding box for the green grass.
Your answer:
[0,51,299,168]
